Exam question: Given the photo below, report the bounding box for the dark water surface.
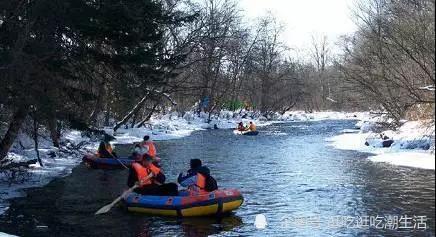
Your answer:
[0,120,434,237]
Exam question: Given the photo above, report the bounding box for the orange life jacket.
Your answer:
[132,162,161,187]
[144,141,156,157]
[106,144,113,153]
[188,173,207,195]
[196,173,206,190]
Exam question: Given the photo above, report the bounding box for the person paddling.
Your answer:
[237,122,245,131]
[127,154,178,196]
[140,135,157,158]
[96,141,117,158]
[178,159,218,195]
[131,144,147,160]
[247,121,257,132]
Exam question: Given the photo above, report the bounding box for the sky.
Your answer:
[239,0,357,59]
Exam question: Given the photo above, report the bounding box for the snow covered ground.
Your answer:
[327,116,435,170]
[0,130,95,215]
[0,232,18,237]
[107,110,366,143]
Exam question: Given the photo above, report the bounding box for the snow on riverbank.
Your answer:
[0,130,95,215]
[108,111,273,144]
[369,152,435,170]
[109,110,368,143]
[0,110,369,216]
[0,232,18,237]
[328,116,435,170]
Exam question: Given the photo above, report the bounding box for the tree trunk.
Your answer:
[114,92,150,131]
[136,103,159,128]
[33,118,43,167]
[0,106,29,161]
[47,116,60,148]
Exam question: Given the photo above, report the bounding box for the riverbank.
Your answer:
[0,110,365,216]
[327,116,435,170]
[0,232,17,237]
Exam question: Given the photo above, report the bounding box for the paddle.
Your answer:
[103,142,129,170]
[95,173,153,215]
[110,153,129,170]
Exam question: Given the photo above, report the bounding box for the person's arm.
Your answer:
[155,172,166,184]
[127,168,138,188]
[178,172,197,187]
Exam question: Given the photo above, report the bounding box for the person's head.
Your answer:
[140,154,153,166]
[249,121,253,124]
[143,135,150,142]
[190,159,202,169]
[239,122,243,126]
[98,141,106,151]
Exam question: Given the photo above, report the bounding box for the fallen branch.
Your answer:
[114,87,176,131]
[0,159,38,171]
[145,88,177,106]
[136,103,160,128]
[418,85,435,91]
[114,92,151,131]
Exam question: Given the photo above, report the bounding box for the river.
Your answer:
[0,120,434,236]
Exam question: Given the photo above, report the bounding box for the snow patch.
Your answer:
[0,232,19,237]
[369,152,435,170]
[328,115,435,170]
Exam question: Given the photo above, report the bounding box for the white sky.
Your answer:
[239,0,357,59]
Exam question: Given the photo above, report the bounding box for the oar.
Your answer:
[107,148,129,170]
[95,173,153,215]
[111,154,129,170]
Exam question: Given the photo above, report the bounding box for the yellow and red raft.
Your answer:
[123,189,243,217]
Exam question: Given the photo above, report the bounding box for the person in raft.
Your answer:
[96,141,117,158]
[247,121,257,132]
[140,135,157,158]
[127,154,178,196]
[237,122,245,131]
[177,159,218,194]
[131,143,147,160]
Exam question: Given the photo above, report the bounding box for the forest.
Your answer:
[0,0,434,163]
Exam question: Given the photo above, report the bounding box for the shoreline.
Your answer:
[327,119,435,170]
[0,111,363,216]
[1,110,421,218]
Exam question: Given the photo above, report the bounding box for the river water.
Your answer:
[0,120,434,237]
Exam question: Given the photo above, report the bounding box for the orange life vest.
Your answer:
[132,162,161,187]
[144,141,156,157]
[106,144,113,153]
[188,173,207,195]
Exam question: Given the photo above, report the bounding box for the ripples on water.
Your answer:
[0,120,434,237]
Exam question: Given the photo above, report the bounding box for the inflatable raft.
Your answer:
[123,189,243,217]
[82,154,134,169]
[233,130,259,136]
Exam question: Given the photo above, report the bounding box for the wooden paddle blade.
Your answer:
[94,185,138,215]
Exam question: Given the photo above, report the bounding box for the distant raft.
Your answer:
[82,154,134,169]
[123,189,243,217]
[233,130,259,136]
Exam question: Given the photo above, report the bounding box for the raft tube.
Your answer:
[124,189,243,217]
[233,130,259,136]
[82,154,134,169]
